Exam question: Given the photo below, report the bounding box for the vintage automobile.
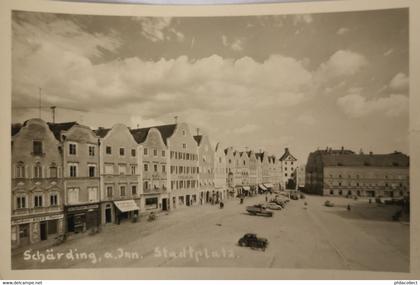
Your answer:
[324,200,335,207]
[265,202,282,210]
[269,199,285,208]
[238,233,268,251]
[290,194,299,200]
[246,204,273,217]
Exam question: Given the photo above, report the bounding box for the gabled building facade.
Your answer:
[214,142,227,200]
[11,119,65,248]
[279,148,298,190]
[97,124,141,225]
[194,133,215,204]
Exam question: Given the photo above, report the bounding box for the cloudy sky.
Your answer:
[12,9,409,162]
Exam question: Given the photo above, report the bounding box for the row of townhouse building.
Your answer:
[11,118,298,248]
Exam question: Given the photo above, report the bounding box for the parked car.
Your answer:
[300,193,305,199]
[270,199,285,208]
[238,233,268,251]
[290,194,299,200]
[324,200,334,207]
[265,202,282,210]
[246,204,273,217]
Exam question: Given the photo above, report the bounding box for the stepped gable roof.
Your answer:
[279,147,297,161]
[47,121,78,140]
[193,135,203,146]
[313,149,409,167]
[94,127,111,138]
[130,124,176,145]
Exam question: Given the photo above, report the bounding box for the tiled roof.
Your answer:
[279,147,297,161]
[11,123,22,136]
[95,127,111,138]
[130,124,176,145]
[309,149,409,168]
[193,135,203,146]
[47,122,78,140]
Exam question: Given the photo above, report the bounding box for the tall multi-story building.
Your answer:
[165,122,199,208]
[96,124,141,225]
[238,151,250,195]
[51,122,101,234]
[256,152,263,190]
[224,147,236,195]
[279,148,298,190]
[305,148,410,197]
[214,142,227,200]
[131,126,170,212]
[247,150,258,193]
[194,132,215,203]
[11,119,65,248]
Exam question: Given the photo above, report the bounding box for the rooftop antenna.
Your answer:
[38,88,42,119]
[50,106,56,123]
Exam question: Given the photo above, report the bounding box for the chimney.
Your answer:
[196,128,200,136]
[369,151,373,155]
[174,116,178,124]
[359,148,364,155]
[285,147,289,153]
[136,124,140,129]
[50,106,56,123]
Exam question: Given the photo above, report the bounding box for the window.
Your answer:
[144,148,148,155]
[16,195,26,209]
[34,163,42,178]
[88,145,95,156]
[106,146,112,154]
[69,164,77,177]
[33,141,43,155]
[162,165,166,173]
[68,188,79,204]
[131,165,137,175]
[154,149,158,156]
[182,143,187,149]
[49,163,58,178]
[69,143,77,155]
[16,162,25,178]
[118,164,126,175]
[104,164,114,174]
[88,165,96,177]
[162,150,165,157]
[132,185,137,195]
[154,164,158,172]
[50,193,58,206]
[144,164,148,172]
[120,148,125,156]
[34,194,43,207]
[182,130,186,136]
[120,186,126,196]
[131,149,136,157]
[143,181,148,191]
[88,187,98,202]
[106,186,113,198]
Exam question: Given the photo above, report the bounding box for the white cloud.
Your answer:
[316,50,368,82]
[337,27,350,35]
[337,93,408,118]
[389,72,409,92]
[222,35,244,51]
[133,17,184,42]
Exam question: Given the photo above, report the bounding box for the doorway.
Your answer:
[40,222,47,241]
[186,195,190,206]
[105,206,112,223]
[162,198,168,211]
[19,224,30,246]
[67,215,75,232]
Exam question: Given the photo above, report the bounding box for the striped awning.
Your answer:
[259,184,267,190]
[264,183,273,188]
[114,200,139,213]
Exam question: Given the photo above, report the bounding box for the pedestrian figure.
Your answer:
[304,201,308,209]
[240,197,244,204]
[347,204,351,211]
[265,195,268,202]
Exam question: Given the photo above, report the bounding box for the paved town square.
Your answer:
[13,194,409,272]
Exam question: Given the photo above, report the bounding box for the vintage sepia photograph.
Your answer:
[10,7,410,273]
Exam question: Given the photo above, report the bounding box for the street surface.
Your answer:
[12,194,409,272]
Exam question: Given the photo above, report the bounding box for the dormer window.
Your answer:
[32,141,43,155]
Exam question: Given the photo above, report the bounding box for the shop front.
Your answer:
[66,204,100,234]
[11,213,64,248]
[114,199,140,224]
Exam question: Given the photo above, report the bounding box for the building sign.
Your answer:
[67,204,99,212]
[11,214,64,225]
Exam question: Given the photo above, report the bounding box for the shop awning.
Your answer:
[114,200,139,213]
[242,186,251,191]
[259,184,267,191]
[264,183,273,189]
